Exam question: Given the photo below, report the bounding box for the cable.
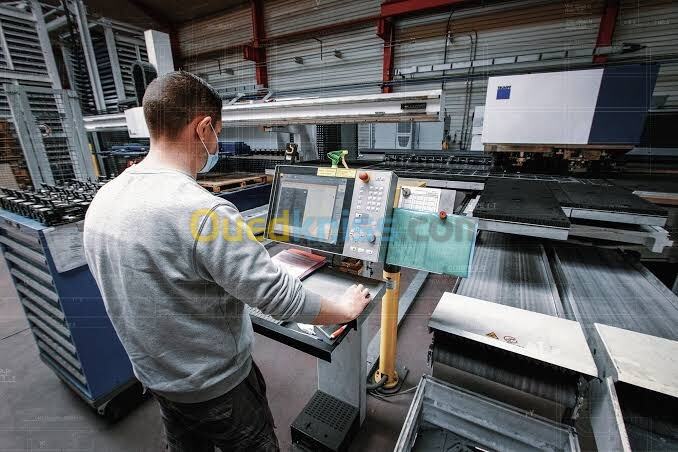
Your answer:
[366,374,387,391]
[368,386,417,402]
[0,327,30,341]
[440,7,455,93]
[459,30,478,151]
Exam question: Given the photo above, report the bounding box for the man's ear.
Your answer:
[195,116,212,141]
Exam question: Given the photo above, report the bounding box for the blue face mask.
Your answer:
[198,122,220,174]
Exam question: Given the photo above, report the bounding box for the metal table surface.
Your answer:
[249,265,384,362]
[456,231,565,317]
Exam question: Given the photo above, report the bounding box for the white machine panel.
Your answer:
[397,186,441,213]
[124,107,150,138]
[482,68,604,145]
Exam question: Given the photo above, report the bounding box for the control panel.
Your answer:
[342,170,398,262]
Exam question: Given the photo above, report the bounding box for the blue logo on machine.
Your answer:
[496,85,511,100]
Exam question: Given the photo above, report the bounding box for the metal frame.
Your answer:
[563,207,667,227]
[476,217,569,241]
[0,4,34,21]
[569,223,673,253]
[5,84,55,185]
[61,89,97,180]
[30,0,62,90]
[589,376,632,452]
[70,0,106,112]
[6,84,97,185]
[101,20,127,102]
[394,375,581,452]
[83,112,127,132]
[59,44,76,89]
[0,19,14,71]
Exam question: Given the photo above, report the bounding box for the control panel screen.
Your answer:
[271,173,347,245]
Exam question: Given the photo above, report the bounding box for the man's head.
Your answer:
[142,71,223,172]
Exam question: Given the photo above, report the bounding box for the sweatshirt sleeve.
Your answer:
[192,203,322,323]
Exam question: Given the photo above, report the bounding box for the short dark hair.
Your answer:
[142,71,222,139]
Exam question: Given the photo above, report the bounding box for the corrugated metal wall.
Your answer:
[177,5,253,59]
[185,48,257,95]
[267,25,382,96]
[176,0,678,149]
[263,0,379,37]
[611,0,678,108]
[179,5,256,94]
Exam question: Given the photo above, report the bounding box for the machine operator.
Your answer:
[83,71,372,451]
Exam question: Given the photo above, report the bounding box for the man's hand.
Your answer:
[338,284,372,322]
[310,284,372,325]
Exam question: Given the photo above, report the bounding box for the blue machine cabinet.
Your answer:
[0,209,139,419]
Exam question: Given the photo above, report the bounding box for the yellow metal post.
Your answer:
[374,264,401,389]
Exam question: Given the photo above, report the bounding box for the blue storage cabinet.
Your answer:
[0,209,138,417]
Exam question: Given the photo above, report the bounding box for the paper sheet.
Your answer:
[43,221,86,273]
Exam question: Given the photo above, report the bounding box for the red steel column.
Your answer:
[378,18,395,93]
[245,0,268,88]
[593,0,620,64]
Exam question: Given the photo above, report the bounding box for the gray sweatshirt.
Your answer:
[83,164,322,403]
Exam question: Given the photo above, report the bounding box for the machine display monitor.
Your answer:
[266,166,356,253]
[266,165,398,261]
[271,173,347,245]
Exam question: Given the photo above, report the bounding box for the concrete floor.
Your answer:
[0,253,455,451]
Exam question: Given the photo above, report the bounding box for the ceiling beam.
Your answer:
[381,0,470,17]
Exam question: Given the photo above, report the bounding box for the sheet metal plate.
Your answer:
[549,182,667,216]
[474,179,570,228]
[429,293,598,377]
[594,323,678,398]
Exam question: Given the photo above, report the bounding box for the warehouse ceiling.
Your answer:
[51,0,250,30]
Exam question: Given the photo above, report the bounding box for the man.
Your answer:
[83,71,372,451]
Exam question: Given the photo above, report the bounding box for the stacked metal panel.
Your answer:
[114,31,148,102]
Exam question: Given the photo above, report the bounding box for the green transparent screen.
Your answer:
[385,208,478,278]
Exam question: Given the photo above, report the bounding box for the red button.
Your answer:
[439,210,447,220]
[358,172,370,183]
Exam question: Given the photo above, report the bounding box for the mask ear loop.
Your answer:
[200,121,219,154]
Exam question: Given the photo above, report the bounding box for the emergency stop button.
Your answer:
[358,172,370,183]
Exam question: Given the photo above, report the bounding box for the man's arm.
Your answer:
[193,204,371,324]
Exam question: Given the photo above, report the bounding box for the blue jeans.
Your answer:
[152,362,279,452]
